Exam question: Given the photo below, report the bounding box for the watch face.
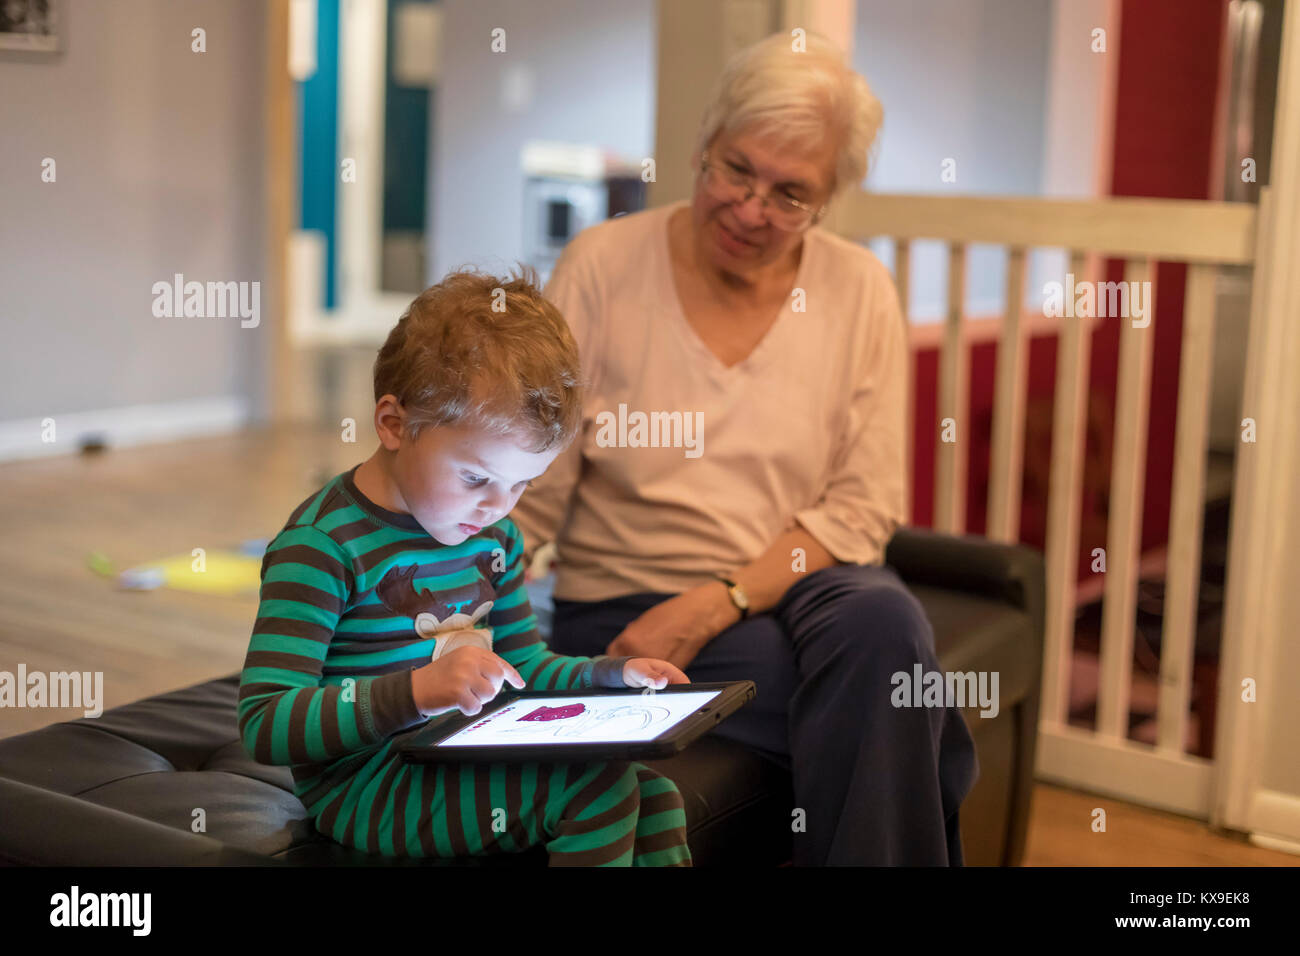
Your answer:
[731,585,749,610]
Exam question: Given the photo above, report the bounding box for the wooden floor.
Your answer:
[0,426,1294,867]
[1022,783,1295,865]
[0,424,360,728]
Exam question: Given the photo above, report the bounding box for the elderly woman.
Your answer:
[513,32,977,865]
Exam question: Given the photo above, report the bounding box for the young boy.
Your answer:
[238,269,692,866]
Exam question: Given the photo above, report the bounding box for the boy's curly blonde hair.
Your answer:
[373,267,582,453]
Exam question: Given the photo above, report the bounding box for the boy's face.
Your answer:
[387,416,559,546]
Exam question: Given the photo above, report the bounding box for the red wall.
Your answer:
[908,0,1226,583]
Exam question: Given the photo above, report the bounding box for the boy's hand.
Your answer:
[412,646,525,718]
[622,658,690,689]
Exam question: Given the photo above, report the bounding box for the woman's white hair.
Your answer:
[694,31,883,196]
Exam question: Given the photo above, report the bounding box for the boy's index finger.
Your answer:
[497,656,525,689]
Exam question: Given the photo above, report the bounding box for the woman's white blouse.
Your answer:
[512,200,909,602]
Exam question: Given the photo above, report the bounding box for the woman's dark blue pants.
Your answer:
[550,563,980,866]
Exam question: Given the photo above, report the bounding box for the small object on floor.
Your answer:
[86,551,115,577]
[116,550,263,596]
[78,434,109,455]
[118,567,166,591]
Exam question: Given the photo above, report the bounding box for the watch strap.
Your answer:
[717,576,750,618]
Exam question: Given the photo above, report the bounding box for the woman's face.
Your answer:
[690,126,837,278]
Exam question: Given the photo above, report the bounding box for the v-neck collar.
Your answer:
[657,200,814,378]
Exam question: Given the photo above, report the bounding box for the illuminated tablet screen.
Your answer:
[437,690,724,747]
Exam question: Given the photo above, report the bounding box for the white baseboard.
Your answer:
[0,396,250,463]
[1244,790,1300,850]
[1248,832,1300,857]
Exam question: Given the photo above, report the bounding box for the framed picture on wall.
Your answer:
[0,0,60,53]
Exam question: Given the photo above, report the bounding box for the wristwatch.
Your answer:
[717,576,750,619]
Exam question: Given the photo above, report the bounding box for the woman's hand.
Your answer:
[607,583,740,670]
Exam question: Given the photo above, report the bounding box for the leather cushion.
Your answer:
[918,584,1040,708]
[0,675,794,865]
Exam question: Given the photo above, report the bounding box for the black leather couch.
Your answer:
[0,528,1044,866]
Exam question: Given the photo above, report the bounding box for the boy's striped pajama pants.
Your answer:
[313,745,693,866]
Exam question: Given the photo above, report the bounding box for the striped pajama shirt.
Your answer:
[237,464,691,866]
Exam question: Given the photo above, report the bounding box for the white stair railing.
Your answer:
[826,190,1260,817]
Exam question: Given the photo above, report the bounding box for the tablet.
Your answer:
[396,681,755,763]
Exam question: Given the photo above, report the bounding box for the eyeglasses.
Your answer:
[698,150,827,231]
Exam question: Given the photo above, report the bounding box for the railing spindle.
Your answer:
[1097,259,1158,739]
[895,238,914,513]
[1157,263,1217,752]
[934,241,968,533]
[987,246,1029,542]
[1042,250,1092,726]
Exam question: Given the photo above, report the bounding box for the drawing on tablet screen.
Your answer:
[518,704,586,721]
[503,702,675,738]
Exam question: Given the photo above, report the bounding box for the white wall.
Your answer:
[856,0,1051,196]
[854,0,1082,321]
[1040,0,1114,199]
[429,0,655,281]
[0,0,266,457]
